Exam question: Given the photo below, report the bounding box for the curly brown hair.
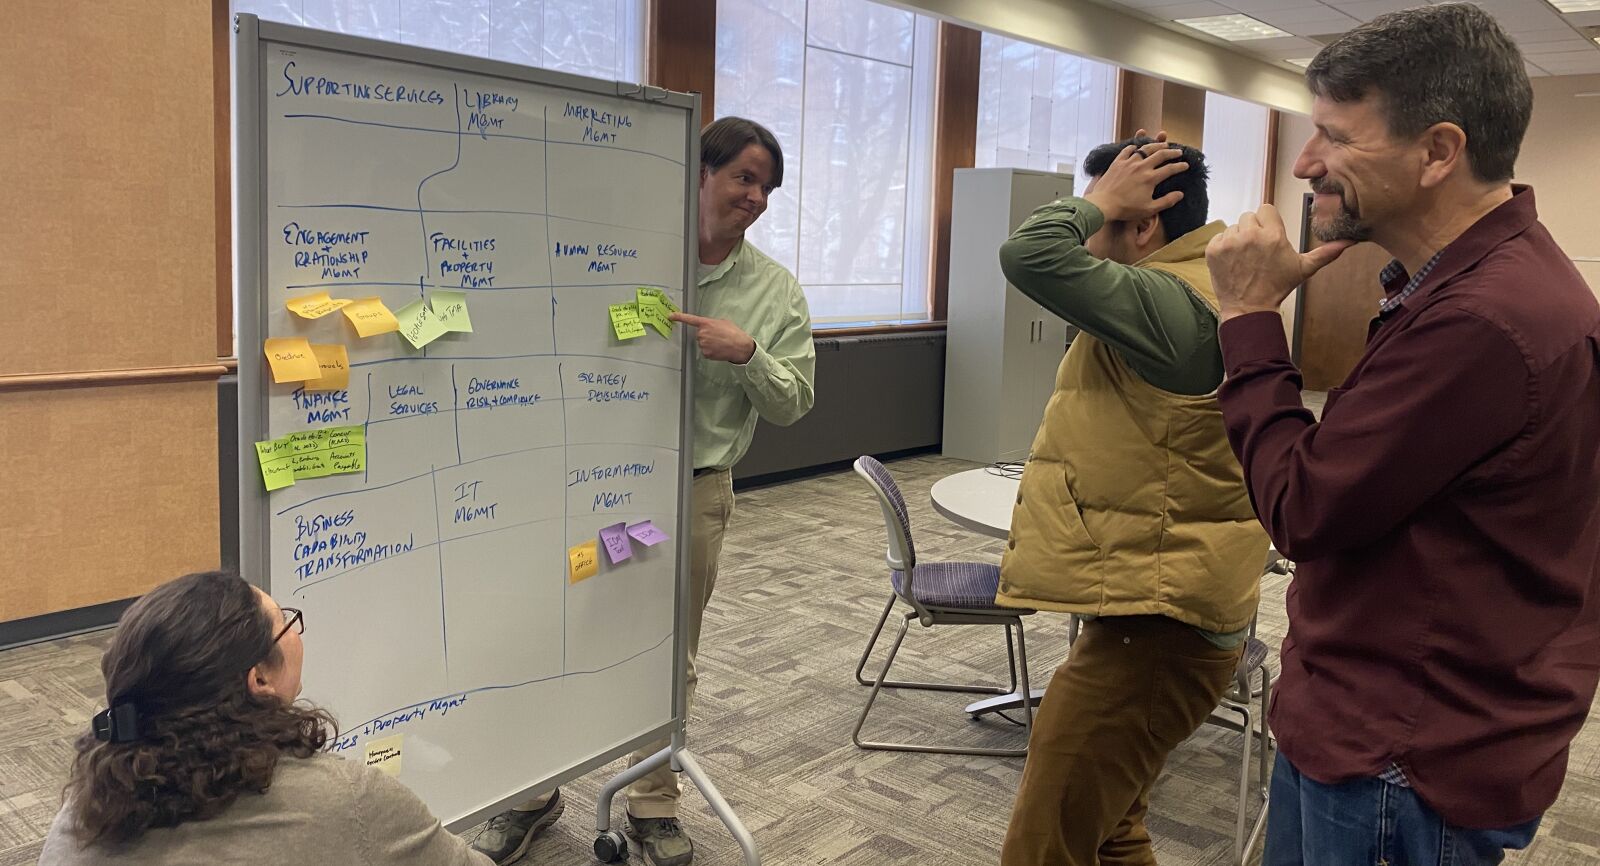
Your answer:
[65,571,337,847]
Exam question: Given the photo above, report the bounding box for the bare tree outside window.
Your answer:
[974,33,1117,198]
[717,0,938,326]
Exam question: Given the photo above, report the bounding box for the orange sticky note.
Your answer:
[263,337,321,383]
[286,291,352,319]
[304,343,350,391]
[568,540,599,584]
[342,297,400,338]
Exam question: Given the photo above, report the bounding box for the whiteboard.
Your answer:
[234,16,699,829]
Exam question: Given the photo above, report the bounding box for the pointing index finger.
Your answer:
[668,312,710,327]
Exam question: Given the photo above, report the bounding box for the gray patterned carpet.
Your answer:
[2,451,1598,865]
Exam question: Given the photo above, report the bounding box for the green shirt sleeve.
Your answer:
[732,287,816,428]
[997,198,1223,396]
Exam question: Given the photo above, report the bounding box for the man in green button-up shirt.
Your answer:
[473,118,814,866]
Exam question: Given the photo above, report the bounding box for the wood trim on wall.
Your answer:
[0,364,232,393]
[1263,109,1281,206]
[929,22,982,323]
[648,0,716,118]
[1115,70,1206,147]
[1160,81,1205,149]
[1115,69,1165,140]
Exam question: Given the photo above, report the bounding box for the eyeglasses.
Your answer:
[273,608,304,643]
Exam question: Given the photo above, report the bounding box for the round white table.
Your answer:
[928,466,1043,717]
[929,465,1288,719]
[928,467,1019,539]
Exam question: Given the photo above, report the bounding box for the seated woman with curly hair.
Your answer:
[40,570,490,865]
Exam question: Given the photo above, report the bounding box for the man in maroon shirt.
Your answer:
[1205,4,1600,864]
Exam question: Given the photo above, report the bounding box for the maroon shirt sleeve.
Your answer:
[1216,309,1530,561]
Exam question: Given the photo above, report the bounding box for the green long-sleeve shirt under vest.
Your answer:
[998,197,1246,649]
[998,197,1224,396]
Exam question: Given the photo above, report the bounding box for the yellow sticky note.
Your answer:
[610,303,646,340]
[395,298,449,348]
[255,439,296,491]
[264,337,322,384]
[636,287,677,338]
[304,343,350,392]
[432,291,473,333]
[342,297,400,338]
[286,291,352,319]
[568,540,600,583]
[364,734,403,777]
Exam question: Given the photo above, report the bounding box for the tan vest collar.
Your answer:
[1135,220,1225,268]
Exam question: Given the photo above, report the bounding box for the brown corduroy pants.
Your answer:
[1000,615,1242,866]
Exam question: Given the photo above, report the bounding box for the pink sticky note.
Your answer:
[626,520,670,547]
[599,522,633,565]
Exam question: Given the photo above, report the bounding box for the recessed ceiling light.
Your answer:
[1550,0,1600,11]
[1286,58,1314,68]
[1174,14,1292,41]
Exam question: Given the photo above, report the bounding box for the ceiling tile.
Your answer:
[1524,48,1600,60]
[1539,59,1600,73]
[1219,0,1332,11]
[1518,37,1600,51]
[1510,28,1593,43]
[1239,34,1328,53]
[1143,1,1245,19]
[1525,59,1552,76]
[1326,0,1420,21]
[1249,5,1361,26]
[1560,9,1600,24]
[1490,6,1577,31]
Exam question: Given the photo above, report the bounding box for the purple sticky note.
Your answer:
[599,523,633,565]
[626,520,670,547]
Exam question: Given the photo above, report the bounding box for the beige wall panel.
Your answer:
[0,0,217,375]
[0,383,220,622]
[1519,75,1600,300]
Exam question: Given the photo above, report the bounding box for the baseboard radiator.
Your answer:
[733,329,946,484]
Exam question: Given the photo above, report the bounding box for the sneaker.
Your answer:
[470,789,565,865]
[625,813,695,866]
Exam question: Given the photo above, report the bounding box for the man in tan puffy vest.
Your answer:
[997,135,1269,866]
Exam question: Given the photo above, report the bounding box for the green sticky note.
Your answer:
[395,298,449,348]
[328,444,366,475]
[290,450,333,479]
[636,287,677,338]
[325,425,365,449]
[255,439,296,491]
[432,291,473,333]
[610,303,646,340]
[287,430,324,454]
[277,426,366,480]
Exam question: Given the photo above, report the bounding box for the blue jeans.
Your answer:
[1265,752,1541,866]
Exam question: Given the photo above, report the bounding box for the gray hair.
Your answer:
[1306,3,1531,183]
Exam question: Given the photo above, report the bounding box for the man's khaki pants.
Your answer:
[1000,615,1242,866]
[518,468,734,818]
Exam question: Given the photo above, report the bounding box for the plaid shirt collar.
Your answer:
[1378,250,1445,316]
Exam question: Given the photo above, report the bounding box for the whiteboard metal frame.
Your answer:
[233,15,741,858]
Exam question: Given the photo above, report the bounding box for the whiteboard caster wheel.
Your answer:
[593,830,627,862]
